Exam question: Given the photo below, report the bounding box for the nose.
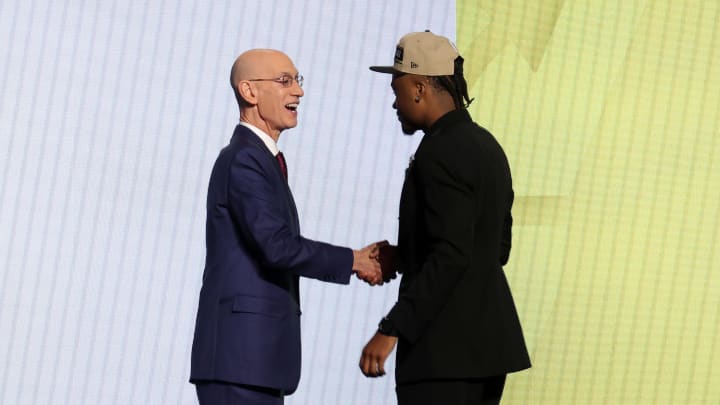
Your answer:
[292,81,304,97]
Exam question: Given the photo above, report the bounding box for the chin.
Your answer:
[401,125,417,135]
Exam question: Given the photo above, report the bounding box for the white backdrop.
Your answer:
[0,0,454,403]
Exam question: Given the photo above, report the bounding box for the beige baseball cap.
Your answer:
[370,30,459,76]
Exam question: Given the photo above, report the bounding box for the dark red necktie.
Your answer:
[276,152,288,181]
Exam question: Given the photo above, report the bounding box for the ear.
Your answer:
[415,80,426,98]
[414,76,433,102]
[238,80,258,106]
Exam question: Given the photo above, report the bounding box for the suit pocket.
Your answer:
[231,295,288,319]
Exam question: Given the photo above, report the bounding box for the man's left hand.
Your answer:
[359,331,398,377]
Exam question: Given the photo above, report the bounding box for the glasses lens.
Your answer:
[295,75,303,87]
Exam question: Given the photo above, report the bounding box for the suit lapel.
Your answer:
[232,124,301,234]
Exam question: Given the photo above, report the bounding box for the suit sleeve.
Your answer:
[387,145,477,343]
[227,147,353,284]
[499,189,513,266]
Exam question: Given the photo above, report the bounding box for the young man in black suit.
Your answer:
[361,31,531,405]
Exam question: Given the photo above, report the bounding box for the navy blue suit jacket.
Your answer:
[190,124,353,394]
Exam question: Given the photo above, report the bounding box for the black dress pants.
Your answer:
[396,374,507,405]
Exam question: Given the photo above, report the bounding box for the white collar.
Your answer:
[239,121,280,156]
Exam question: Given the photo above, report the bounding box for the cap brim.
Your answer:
[369,66,396,73]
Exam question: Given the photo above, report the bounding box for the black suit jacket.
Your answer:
[388,109,531,384]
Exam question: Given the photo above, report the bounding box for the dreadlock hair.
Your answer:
[429,55,474,109]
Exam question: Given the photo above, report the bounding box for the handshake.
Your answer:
[352,241,397,286]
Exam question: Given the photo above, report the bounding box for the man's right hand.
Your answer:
[352,241,386,285]
[378,244,398,282]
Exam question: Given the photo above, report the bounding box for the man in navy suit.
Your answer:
[190,49,384,404]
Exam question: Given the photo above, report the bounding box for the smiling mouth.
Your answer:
[285,103,299,112]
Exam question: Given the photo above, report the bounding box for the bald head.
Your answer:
[231,49,293,106]
[231,49,284,85]
[228,49,304,140]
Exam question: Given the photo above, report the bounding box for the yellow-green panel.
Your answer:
[458,0,720,403]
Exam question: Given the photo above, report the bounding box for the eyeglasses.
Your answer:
[248,74,304,88]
